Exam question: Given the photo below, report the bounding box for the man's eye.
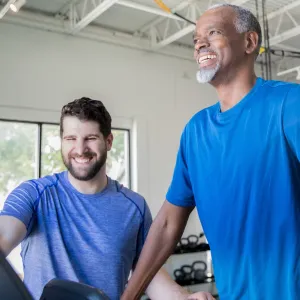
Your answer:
[209,30,221,35]
[87,137,96,140]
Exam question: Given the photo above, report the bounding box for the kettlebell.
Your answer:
[173,268,186,285]
[192,260,207,282]
[187,235,199,251]
[180,264,194,285]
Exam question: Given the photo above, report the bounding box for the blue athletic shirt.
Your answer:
[0,172,152,300]
[166,77,300,300]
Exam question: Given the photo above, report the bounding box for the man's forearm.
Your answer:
[121,203,192,300]
[122,222,180,299]
[146,268,190,300]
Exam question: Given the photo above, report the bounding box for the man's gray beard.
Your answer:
[196,63,220,83]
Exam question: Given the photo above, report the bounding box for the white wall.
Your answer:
[0,22,218,273]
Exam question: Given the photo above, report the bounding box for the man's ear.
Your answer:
[245,31,259,55]
[106,133,113,151]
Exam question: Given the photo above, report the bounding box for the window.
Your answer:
[0,120,130,275]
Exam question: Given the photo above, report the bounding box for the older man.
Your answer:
[122,4,300,300]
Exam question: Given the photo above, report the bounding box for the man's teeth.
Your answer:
[74,157,91,163]
[198,55,217,64]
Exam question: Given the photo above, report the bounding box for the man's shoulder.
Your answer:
[29,172,63,190]
[16,172,63,195]
[259,79,300,110]
[261,78,299,94]
[5,173,64,206]
[110,180,147,213]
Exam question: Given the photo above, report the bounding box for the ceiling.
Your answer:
[1,0,300,81]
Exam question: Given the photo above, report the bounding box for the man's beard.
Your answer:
[196,62,220,83]
[62,150,107,181]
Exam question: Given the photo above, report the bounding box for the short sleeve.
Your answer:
[0,180,39,233]
[166,126,195,207]
[283,85,300,162]
[132,200,152,269]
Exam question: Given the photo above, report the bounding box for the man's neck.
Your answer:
[68,168,108,195]
[213,68,257,112]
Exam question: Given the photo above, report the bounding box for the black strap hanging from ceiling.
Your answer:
[255,0,265,79]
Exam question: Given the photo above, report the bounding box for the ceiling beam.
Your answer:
[117,0,182,21]
[71,0,119,34]
[138,0,192,34]
[277,65,300,79]
[256,0,300,48]
[0,0,15,19]
[269,25,300,46]
[153,24,195,49]
[1,8,194,62]
[267,0,300,20]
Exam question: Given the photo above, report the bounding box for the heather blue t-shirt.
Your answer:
[167,78,300,300]
[1,172,152,300]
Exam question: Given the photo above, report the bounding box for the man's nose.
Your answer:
[74,139,87,156]
[194,38,210,53]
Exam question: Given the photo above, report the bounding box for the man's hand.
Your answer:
[187,291,216,300]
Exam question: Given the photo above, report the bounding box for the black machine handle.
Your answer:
[40,279,110,300]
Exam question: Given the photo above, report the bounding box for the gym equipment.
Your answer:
[174,232,210,253]
[174,237,189,254]
[192,260,207,282]
[0,249,110,300]
[174,260,215,286]
[187,235,199,250]
[180,237,189,251]
[174,264,193,286]
[40,279,110,300]
[0,249,33,300]
[173,268,186,285]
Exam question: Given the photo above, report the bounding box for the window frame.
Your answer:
[0,118,131,188]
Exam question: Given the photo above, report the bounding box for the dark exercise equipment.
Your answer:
[0,249,32,300]
[192,260,207,282]
[0,249,110,300]
[174,260,214,286]
[40,279,110,300]
[187,235,199,250]
[174,264,194,286]
[174,232,210,254]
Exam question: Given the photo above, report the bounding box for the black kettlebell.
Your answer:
[187,235,199,251]
[180,237,189,252]
[192,260,207,282]
[173,268,186,285]
[180,264,194,284]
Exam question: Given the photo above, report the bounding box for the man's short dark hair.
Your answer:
[60,97,112,137]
